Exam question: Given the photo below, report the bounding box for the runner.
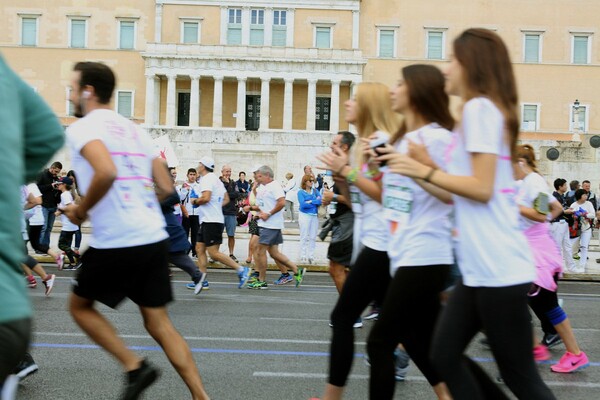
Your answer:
[64,61,210,399]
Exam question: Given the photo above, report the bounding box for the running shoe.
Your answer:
[186,283,195,290]
[26,275,37,289]
[121,359,159,400]
[394,348,410,382]
[62,263,78,271]
[55,253,64,270]
[274,273,293,285]
[13,353,38,381]
[572,254,580,260]
[238,266,251,288]
[363,307,380,321]
[42,274,56,296]
[353,318,363,329]
[202,280,210,290]
[533,344,550,361]
[194,272,207,295]
[295,267,307,288]
[541,333,563,349]
[550,351,589,373]
[247,280,268,290]
[230,254,238,262]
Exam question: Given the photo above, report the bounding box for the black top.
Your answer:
[331,184,351,219]
[36,169,60,208]
[221,178,239,216]
[551,191,572,224]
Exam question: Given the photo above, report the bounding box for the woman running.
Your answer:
[386,28,556,399]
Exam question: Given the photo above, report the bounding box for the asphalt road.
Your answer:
[16,268,600,399]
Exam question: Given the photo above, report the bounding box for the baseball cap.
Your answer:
[58,176,73,185]
[199,156,215,170]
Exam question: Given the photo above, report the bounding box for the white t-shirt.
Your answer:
[257,180,285,230]
[198,172,225,224]
[25,183,44,226]
[516,173,558,231]
[349,185,387,252]
[67,109,168,249]
[569,200,595,231]
[58,191,79,232]
[447,97,535,287]
[383,124,454,274]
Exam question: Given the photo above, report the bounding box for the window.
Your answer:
[250,9,264,46]
[315,26,331,49]
[66,88,75,117]
[572,35,591,64]
[521,104,539,131]
[21,17,38,46]
[378,29,395,58]
[227,8,242,45]
[116,91,134,118]
[70,19,87,48]
[523,33,541,63]
[426,31,444,59]
[119,20,135,49]
[272,10,287,47]
[570,104,588,132]
[181,21,199,43]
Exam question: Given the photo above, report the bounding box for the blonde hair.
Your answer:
[352,82,402,166]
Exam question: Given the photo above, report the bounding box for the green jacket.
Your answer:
[0,55,65,323]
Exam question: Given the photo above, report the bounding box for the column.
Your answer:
[236,77,247,129]
[144,73,155,126]
[306,78,317,131]
[259,77,271,130]
[220,6,228,44]
[330,79,341,133]
[283,78,294,130]
[166,73,177,126]
[286,9,295,47]
[264,8,273,46]
[190,74,200,127]
[349,82,357,134]
[241,7,250,45]
[155,3,163,42]
[352,10,360,49]
[212,75,223,128]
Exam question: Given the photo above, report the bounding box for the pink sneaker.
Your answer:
[551,351,589,373]
[533,344,550,361]
[55,253,64,270]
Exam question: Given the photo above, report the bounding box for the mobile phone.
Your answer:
[369,133,389,167]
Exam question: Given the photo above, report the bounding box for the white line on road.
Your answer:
[252,372,600,388]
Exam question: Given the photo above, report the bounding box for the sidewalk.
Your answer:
[32,222,600,281]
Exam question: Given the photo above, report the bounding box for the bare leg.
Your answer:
[267,245,298,274]
[323,384,344,400]
[31,264,49,281]
[227,236,235,256]
[554,319,581,355]
[140,306,210,400]
[69,293,141,371]
[206,246,240,271]
[195,243,208,273]
[255,244,269,281]
[246,235,258,263]
[329,261,348,294]
[432,382,453,400]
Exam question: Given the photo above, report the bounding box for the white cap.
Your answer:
[199,156,215,170]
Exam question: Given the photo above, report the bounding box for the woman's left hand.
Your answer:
[316,146,349,175]
[377,151,430,179]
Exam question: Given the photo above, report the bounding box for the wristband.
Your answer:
[346,167,359,184]
[424,167,437,183]
[332,193,339,201]
[372,171,384,182]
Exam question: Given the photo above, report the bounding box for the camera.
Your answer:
[369,132,390,167]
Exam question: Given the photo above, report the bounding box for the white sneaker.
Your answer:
[55,254,64,270]
[43,274,56,296]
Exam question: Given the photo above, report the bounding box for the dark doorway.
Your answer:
[246,95,261,131]
[316,97,331,131]
[177,92,190,126]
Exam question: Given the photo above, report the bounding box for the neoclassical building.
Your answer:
[1,0,599,181]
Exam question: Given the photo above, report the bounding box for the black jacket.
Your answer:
[221,178,239,216]
[36,169,60,208]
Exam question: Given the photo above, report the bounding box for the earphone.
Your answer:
[82,90,91,99]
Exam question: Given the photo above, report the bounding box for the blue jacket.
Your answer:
[297,189,322,215]
[161,190,191,253]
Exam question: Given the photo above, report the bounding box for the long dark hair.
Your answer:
[453,28,519,159]
[390,64,454,144]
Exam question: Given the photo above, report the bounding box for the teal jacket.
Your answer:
[0,55,65,323]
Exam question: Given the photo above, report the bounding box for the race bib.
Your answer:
[349,187,362,214]
[382,178,413,233]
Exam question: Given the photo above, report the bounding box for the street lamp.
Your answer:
[572,99,581,142]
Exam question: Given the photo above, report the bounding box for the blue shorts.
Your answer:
[258,227,284,246]
[223,215,237,237]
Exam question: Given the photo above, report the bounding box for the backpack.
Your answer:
[568,216,581,239]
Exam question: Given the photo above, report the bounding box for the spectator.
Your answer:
[283,172,297,222]
[179,168,200,258]
[304,165,315,179]
[36,161,63,247]
[297,174,321,264]
[565,180,580,204]
[236,171,250,196]
[66,170,82,254]
[582,180,597,211]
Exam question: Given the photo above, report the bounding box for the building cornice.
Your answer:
[156,0,360,11]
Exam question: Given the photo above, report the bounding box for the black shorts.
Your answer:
[197,222,224,246]
[248,218,260,236]
[72,240,172,309]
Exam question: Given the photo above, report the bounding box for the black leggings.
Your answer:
[58,230,78,264]
[529,286,561,332]
[328,246,390,387]
[27,224,50,254]
[169,252,203,283]
[183,215,200,256]
[367,265,450,399]
[0,318,31,384]
[431,281,556,400]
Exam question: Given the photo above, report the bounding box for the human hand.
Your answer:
[407,139,436,168]
[258,212,270,221]
[64,204,86,225]
[316,146,349,176]
[377,152,430,179]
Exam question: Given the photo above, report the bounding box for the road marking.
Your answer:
[260,317,330,322]
[252,371,600,388]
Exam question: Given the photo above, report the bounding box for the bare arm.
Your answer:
[258,197,285,221]
[193,191,212,206]
[24,192,42,210]
[64,140,117,224]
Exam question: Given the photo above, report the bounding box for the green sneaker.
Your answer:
[247,280,268,290]
[573,254,581,260]
[295,267,307,288]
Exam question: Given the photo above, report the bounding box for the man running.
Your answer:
[249,165,306,289]
[64,61,210,399]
